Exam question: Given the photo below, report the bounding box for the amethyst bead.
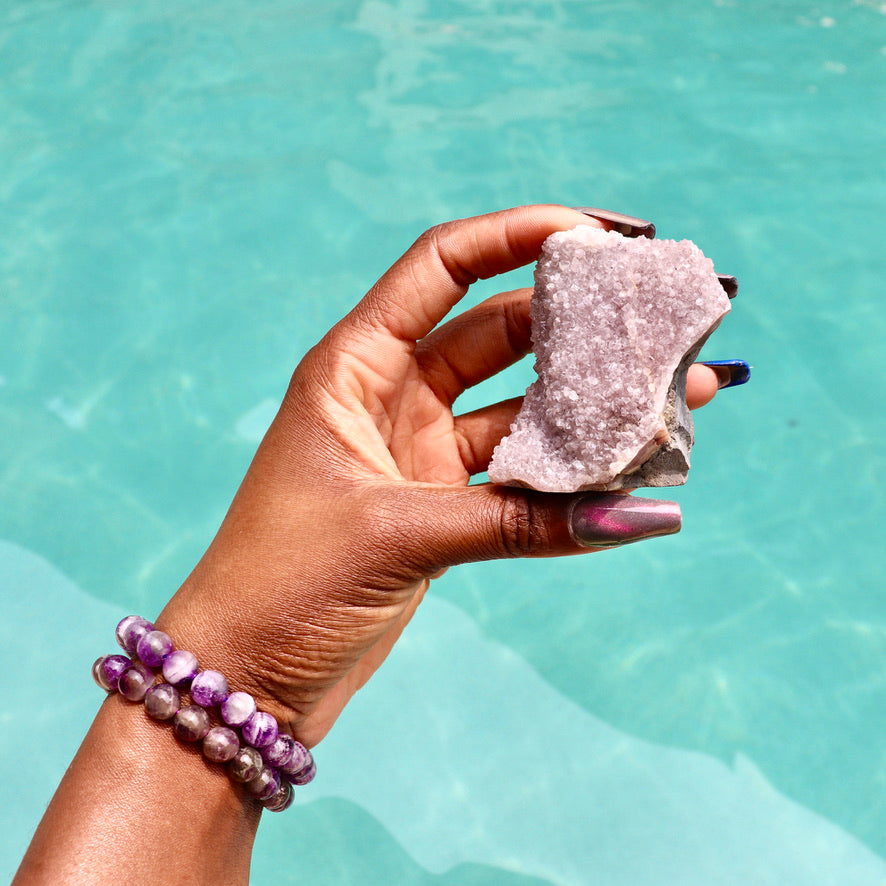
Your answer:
[173,705,211,742]
[116,616,155,657]
[262,732,297,768]
[247,766,281,801]
[262,779,294,813]
[136,630,174,668]
[242,711,278,749]
[203,727,240,763]
[117,662,155,701]
[144,683,181,720]
[228,746,263,783]
[220,691,256,728]
[190,670,229,708]
[92,654,132,691]
[162,650,199,687]
[279,740,310,778]
[288,755,316,786]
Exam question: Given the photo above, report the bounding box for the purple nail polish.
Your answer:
[572,207,655,239]
[702,360,751,389]
[569,494,681,548]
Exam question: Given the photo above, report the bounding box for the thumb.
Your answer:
[389,485,683,572]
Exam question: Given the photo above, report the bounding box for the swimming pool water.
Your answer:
[2,1,885,882]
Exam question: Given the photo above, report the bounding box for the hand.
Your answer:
[157,205,722,747]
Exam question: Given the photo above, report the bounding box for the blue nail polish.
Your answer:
[702,360,751,389]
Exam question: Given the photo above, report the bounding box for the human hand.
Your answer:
[157,205,723,747]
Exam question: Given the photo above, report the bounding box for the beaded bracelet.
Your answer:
[92,615,315,813]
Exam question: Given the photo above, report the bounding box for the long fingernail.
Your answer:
[572,207,656,239]
[569,494,681,548]
[717,274,739,298]
[702,360,752,389]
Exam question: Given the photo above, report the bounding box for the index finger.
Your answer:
[346,205,601,343]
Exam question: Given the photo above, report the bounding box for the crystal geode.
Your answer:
[488,226,731,493]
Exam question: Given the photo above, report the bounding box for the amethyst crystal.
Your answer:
[242,711,278,749]
[136,630,174,668]
[115,616,155,657]
[221,691,256,728]
[190,669,229,708]
[203,727,241,763]
[488,226,731,492]
[144,683,181,720]
[162,649,199,687]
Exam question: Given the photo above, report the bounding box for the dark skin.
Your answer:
[15,206,721,884]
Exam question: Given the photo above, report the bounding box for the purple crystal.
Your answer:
[220,691,256,728]
[262,779,294,813]
[116,616,155,656]
[173,705,211,742]
[228,746,263,783]
[247,766,281,801]
[190,669,229,707]
[487,226,732,492]
[117,662,155,702]
[262,732,297,768]
[144,683,181,720]
[136,630,174,668]
[288,755,315,786]
[162,649,199,687]
[203,727,240,763]
[92,654,132,691]
[279,740,310,777]
[242,711,278,749]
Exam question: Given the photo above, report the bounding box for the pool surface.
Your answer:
[2,1,885,883]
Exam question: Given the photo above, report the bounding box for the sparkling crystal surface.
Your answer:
[488,226,731,492]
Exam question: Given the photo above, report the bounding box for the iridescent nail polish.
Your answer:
[569,494,682,548]
[702,360,751,389]
[572,207,656,239]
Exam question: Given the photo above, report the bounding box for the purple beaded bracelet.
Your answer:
[93,615,315,813]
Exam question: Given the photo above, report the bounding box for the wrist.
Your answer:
[16,695,260,886]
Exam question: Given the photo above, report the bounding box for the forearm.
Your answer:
[14,693,261,885]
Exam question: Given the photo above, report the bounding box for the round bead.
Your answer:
[190,670,229,708]
[220,691,256,728]
[242,711,278,749]
[202,727,240,763]
[262,778,294,813]
[173,705,211,742]
[288,755,316,786]
[136,630,174,668]
[162,650,199,687]
[228,746,263,783]
[92,654,132,691]
[117,662,155,701]
[279,740,310,778]
[116,616,155,656]
[247,766,281,801]
[144,683,181,720]
[262,732,296,768]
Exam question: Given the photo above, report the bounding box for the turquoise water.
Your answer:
[2,0,885,882]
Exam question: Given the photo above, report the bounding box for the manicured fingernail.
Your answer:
[702,360,752,389]
[572,207,656,239]
[569,494,681,549]
[717,274,739,298]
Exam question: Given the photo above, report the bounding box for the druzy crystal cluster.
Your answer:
[488,226,731,493]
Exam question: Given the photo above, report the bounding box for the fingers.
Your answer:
[685,363,720,409]
[415,288,533,406]
[382,485,682,572]
[347,205,601,344]
[453,363,723,477]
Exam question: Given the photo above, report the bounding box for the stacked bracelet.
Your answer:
[92,615,315,813]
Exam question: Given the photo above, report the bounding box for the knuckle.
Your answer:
[498,492,548,558]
